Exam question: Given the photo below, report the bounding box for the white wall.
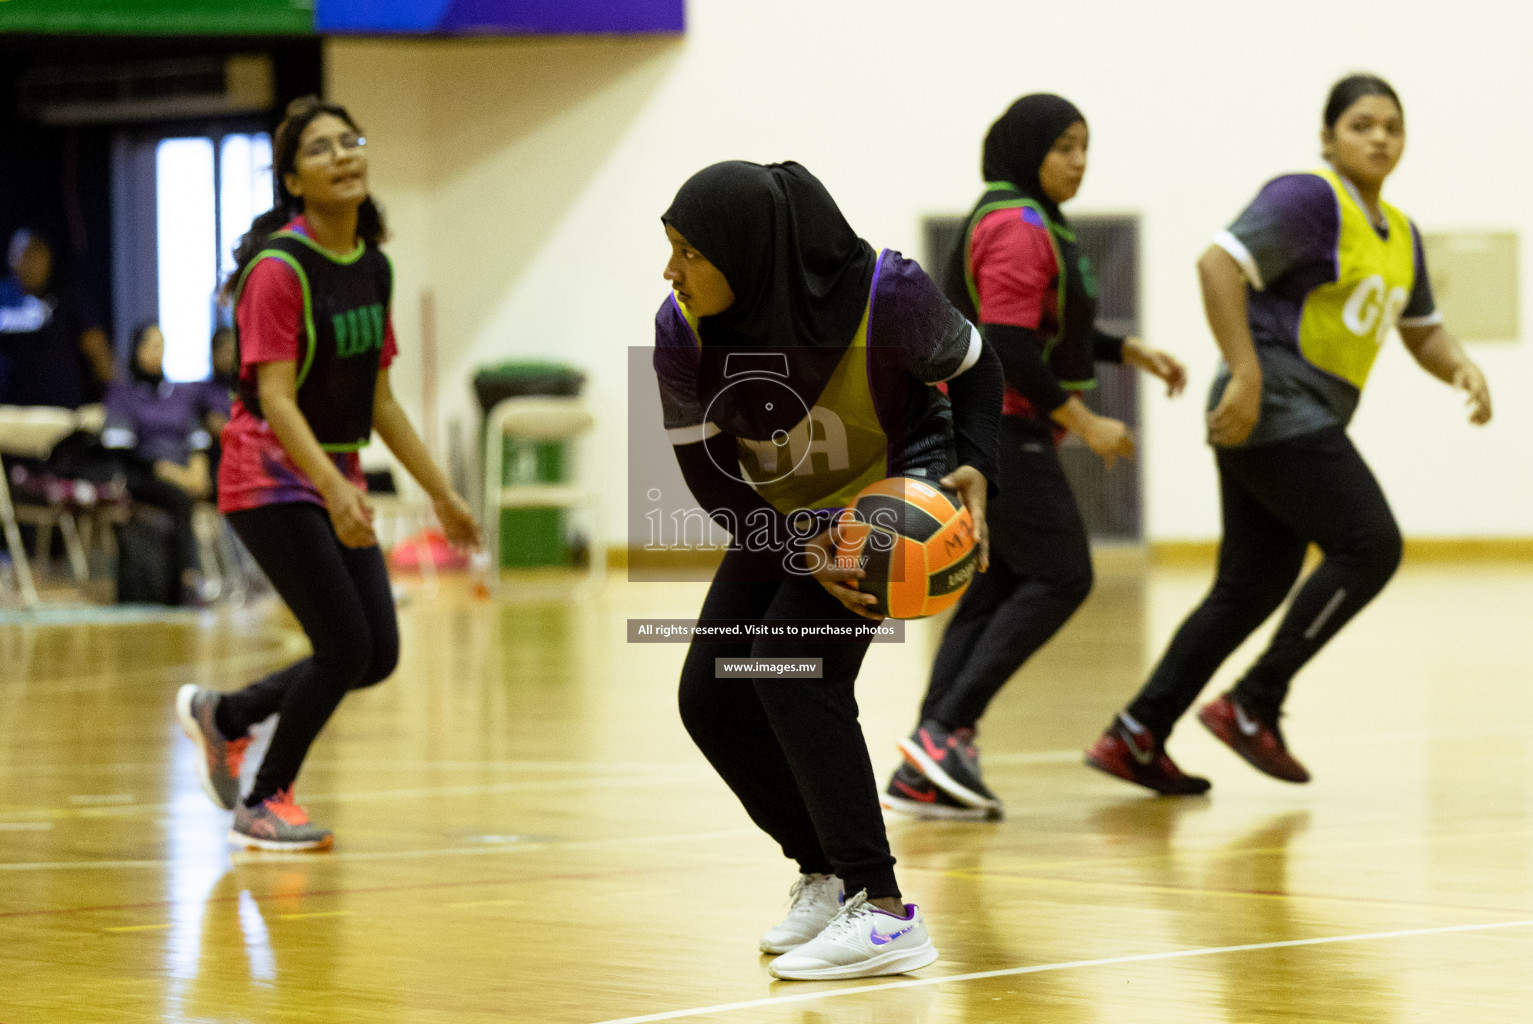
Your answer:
[328,0,1533,544]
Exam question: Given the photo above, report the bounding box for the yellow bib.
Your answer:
[1296,168,1416,389]
[677,300,889,513]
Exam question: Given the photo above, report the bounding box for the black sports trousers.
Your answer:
[678,547,897,899]
[216,500,399,805]
[1126,425,1402,737]
[919,418,1094,730]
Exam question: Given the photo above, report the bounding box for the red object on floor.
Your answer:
[389,529,469,571]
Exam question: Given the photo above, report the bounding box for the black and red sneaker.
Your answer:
[1197,693,1310,783]
[881,763,998,821]
[1084,715,1211,795]
[897,719,1002,812]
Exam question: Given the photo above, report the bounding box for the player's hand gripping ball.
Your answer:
[830,476,979,619]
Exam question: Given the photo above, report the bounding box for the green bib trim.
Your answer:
[961,182,1069,358]
[234,249,318,389]
[270,229,367,265]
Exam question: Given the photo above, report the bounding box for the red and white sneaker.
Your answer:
[230,788,334,851]
[176,684,250,810]
[1197,693,1311,783]
[1085,714,1212,795]
[768,890,937,981]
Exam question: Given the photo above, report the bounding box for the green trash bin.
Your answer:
[498,438,566,567]
[473,361,587,569]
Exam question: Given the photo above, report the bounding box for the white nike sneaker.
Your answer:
[768,890,938,981]
[760,873,844,954]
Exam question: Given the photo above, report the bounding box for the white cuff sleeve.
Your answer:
[667,421,722,446]
[1213,230,1265,291]
[940,322,984,382]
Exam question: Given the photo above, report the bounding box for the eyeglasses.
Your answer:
[298,132,367,161]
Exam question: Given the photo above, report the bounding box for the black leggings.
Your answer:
[217,501,399,805]
[1127,426,1402,737]
[920,421,1094,729]
[678,548,897,898]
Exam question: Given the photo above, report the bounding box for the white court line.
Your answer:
[984,750,1082,766]
[0,769,712,823]
[589,917,1533,1024]
[0,827,757,871]
[6,722,1528,776]
[0,757,710,774]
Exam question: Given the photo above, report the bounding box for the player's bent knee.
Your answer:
[353,642,399,690]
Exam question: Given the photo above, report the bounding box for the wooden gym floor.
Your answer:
[3,554,1533,1023]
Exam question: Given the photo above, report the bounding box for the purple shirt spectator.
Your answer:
[103,377,213,467]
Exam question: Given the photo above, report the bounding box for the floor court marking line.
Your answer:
[921,867,1533,919]
[981,750,1082,767]
[0,770,715,823]
[3,860,692,921]
[5,720,1524,774]
[1,633,306,690]
[0,826,757,873]
[588,917,1533,1024]
[912,826,1533,876]
[0,757,714,775]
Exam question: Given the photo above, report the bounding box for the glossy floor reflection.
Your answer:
[4,555,1533,1022]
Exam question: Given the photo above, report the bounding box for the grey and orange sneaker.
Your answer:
[229,788,334,851]
[176,684,250,810]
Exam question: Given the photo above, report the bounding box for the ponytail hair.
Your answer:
[222,95,387,302]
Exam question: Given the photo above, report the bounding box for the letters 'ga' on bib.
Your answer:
[1296,168,1416,389]
[676,296,889,514]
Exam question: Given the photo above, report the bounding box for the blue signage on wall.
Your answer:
[315,0,685,34]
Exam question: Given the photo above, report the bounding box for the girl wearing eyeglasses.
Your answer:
[175,96,480,850]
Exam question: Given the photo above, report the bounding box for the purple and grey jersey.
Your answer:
[1209,171,1439,447]
[654,250,982,483]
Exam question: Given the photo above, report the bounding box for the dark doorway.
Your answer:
[0,34,321,370]
[924,214,1143,540]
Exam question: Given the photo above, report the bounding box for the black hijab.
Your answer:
[662,161,880,440]
[981,93,1084,224]
[661,161,877,353]
[129,323,165,388]
[944,93,1096,385]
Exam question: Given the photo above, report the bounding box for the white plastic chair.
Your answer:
[0,405,83,605]
[482,396,603,592]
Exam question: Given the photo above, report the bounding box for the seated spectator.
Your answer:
[195,326,236,495]
[103,323,212,605]
[0,228,113,409]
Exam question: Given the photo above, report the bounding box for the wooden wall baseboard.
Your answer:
[1148,538,1533,566]
[1399,538,1533,562]
[608,538,1533,576]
